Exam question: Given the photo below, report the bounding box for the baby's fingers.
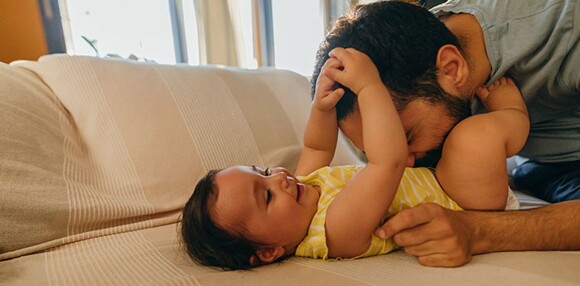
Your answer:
[328,47,349,61]
[316,73,336,93]
[314,87,344,111]
[316,58,343,93]
[319,88,345,109]
[327,88,345,102]
[322,65,344,84]
[323,57,342,70]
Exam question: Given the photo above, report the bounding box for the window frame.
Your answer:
[37,0,66,54]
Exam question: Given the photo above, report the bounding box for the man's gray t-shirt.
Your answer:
[431,0,580,163]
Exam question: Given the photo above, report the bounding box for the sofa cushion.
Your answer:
[0,55,359,260]
[0,63,70,258]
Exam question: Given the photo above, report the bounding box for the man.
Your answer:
[311,0,580,267]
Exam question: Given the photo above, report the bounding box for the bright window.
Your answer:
[63,0,177,64]
[235,0,258,69]
[271,0,324,76]
[58,0,345,75]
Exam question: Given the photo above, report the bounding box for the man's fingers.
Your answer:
[402,233,467,256]
[392,221,447,247]
[402,240,441,256]
[372,203,473,268]
[416,253,472,268]
[376,203,440,239]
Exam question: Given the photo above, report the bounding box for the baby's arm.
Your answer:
[474,77,529,156]
[323,48,408,257]
[436,77,529,210]
[295,58,345,176]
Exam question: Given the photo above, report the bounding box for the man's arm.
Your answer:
[374,201,580,267]
[470,200,580,253]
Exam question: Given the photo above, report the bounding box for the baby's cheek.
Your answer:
[279,203,296,213]
[278,203,302,221]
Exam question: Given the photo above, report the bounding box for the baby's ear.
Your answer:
[250,246,285,265]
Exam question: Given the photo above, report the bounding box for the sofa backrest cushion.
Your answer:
[0,55,359,260]
[0,63,70,258]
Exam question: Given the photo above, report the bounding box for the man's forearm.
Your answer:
[466,200,580,254]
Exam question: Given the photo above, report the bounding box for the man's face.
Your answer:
[339,99,460,167]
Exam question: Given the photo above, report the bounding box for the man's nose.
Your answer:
[406,153,415,167]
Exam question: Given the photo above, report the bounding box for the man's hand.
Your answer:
[375,203,474,267]
[375,201,580,266]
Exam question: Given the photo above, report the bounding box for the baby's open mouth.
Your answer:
[296,184,304,202]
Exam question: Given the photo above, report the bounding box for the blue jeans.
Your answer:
[512,160,580,203]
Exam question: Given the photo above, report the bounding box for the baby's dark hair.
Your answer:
[181,169,260,270]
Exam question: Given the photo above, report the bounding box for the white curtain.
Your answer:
[322,0,359,32]
[191,0,367,68]
[193,0,245,67]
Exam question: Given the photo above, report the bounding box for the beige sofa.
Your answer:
[1,55,578,286]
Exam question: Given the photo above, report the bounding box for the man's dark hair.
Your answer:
[181,170,261,270]
[312,0,468,122]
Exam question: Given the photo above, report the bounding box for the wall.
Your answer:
[0,0,48,63]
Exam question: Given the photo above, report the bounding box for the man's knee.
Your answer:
[543,167,580,202]
[513,160,580,203]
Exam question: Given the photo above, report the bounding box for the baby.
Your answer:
[181,48,529,270]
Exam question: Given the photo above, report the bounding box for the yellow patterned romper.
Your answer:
[294,165,462,260]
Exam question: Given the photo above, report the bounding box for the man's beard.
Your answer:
[414,147,443,168]
[412,94,471,169]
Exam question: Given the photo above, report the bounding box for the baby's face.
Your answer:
[211,166,320,252]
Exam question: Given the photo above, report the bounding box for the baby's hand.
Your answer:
[476,77,522,112]
[313,57,345,112]
[325,48,383,95]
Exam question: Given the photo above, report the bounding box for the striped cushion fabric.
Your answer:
[0,55,359,260]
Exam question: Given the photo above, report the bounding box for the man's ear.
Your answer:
[436,44,469,89]
[249,246,286,265]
